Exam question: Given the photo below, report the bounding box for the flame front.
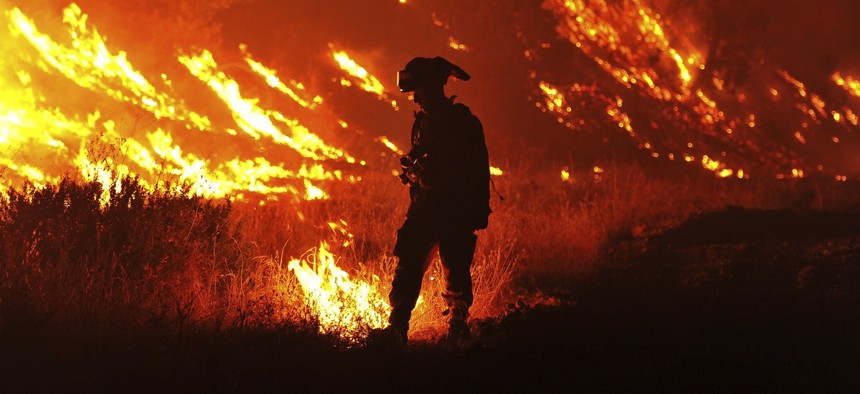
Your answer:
[531,0,858,179]
[8,5,210,130]
[2,3,367,202]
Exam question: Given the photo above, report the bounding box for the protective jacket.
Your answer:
[405,99,490,230]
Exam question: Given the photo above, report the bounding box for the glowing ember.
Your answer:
[833,72,860,98]
[448,36,471,52]
[377,135,405,155]
[288,242,390,339]
[544,0,701,101]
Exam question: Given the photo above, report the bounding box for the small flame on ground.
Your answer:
[288,242,390,340]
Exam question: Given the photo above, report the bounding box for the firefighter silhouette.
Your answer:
[379,57,491,346]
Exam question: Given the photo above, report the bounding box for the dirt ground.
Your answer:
[2,207,859,392]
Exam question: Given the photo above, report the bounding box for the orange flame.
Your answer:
[331,46,399,110]
[8,5,210,130]
[288,242,390,340]
[833,72,860,98]
[241,45,324,110]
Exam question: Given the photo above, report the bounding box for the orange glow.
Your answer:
[242,45,323,109]
[833,72,860,98]
[2,4,367,203]
[8,5,210,131]
[377,135,405,155]
[545,0,702,100]
[288,242,390,340]
[178,49,357,163]
[331,47,399,110]
[794,131,807,144]
[448,36,471,52]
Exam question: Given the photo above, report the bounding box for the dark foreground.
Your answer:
[2,207,859,392]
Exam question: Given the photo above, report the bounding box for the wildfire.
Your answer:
[331,46,399,110]
[178,49,356,163]
[1,4,372,203]
[288,242,390,340]
[242,44,324,110]
[833,72,860,98]
[531,0,821,179]
[536,81,634,135]
[448,36,471,52]
[377,135,405,155]
[561,167,572,182]
[8,5,210,130]
[545,0,701,101]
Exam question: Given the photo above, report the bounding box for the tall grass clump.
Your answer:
[0,177,236,336]
[489,160,827,286]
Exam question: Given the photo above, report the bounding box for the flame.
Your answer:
[8,5,210,130]
[533,0,791,178]
[241,45,324,110]
[327,220,355,247]
[0,70,81,188]
[377,135,405,155]
[288,242,390,339]
[448,36,471,52]
[178,49,356,164]
[545,0,701,100]
[331,46,399,110]
[561,167,572,182]
[1,4,367,203]
[833,72,860,98]
[537,81,634,135]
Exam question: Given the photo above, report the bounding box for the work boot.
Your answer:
[442,302,470,346]
[445,319,469,346]
[368,324,408,348]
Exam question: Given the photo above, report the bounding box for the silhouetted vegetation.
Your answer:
[1,164,859,390]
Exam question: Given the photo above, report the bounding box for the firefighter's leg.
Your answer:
[438,230,478,328]
[388,217,437,337]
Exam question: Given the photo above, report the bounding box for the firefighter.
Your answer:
[381,56,491,346]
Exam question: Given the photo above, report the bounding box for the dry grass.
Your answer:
[0,156,842,343]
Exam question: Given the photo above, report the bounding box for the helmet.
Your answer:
[396,56,470,92]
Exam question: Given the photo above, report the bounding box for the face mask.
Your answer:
[396,69,416,93]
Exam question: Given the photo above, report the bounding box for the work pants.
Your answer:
[388,215,477,329]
